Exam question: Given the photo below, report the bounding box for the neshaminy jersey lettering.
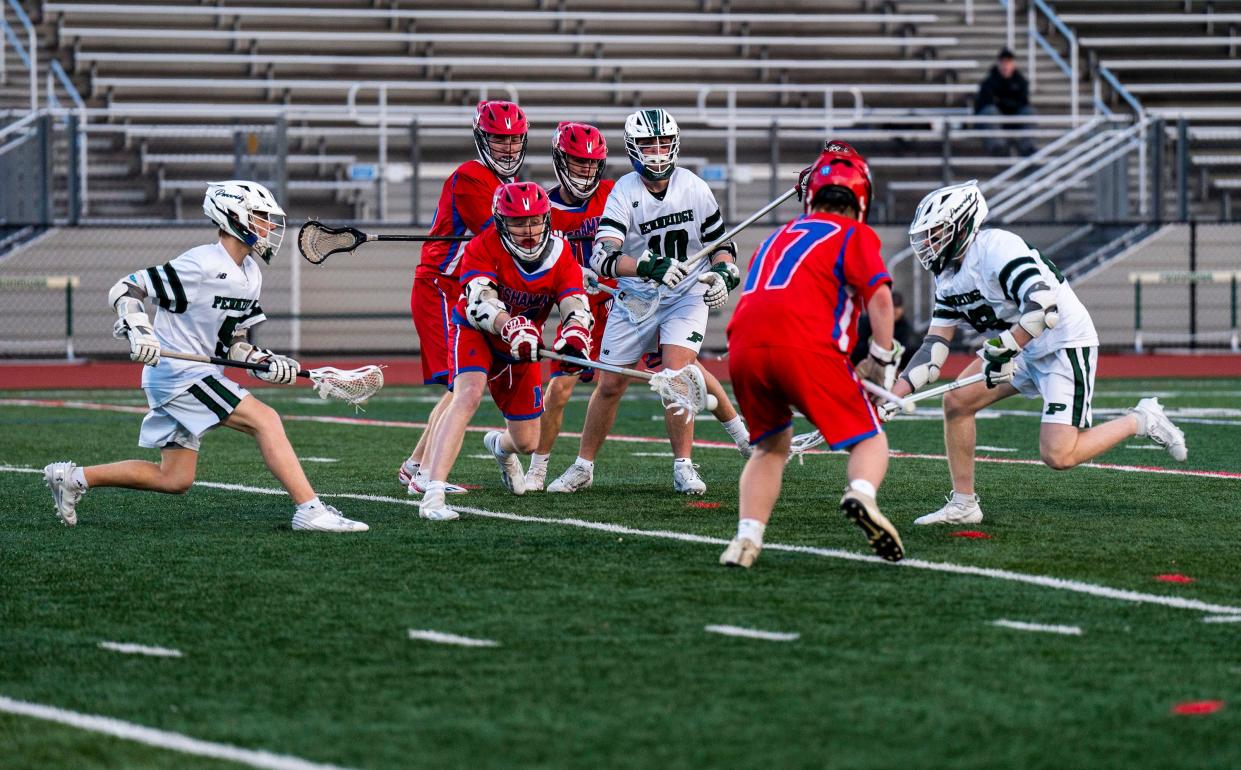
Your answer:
[931,228,1098,359]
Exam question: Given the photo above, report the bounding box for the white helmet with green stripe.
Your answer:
[624,109,680,182]
[203,180,287,264]
[909,180,988,275]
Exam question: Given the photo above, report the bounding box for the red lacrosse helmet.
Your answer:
[492,181,553,266]
[802,140,873,221]
[473,100,528,179]
[551,121,608,201]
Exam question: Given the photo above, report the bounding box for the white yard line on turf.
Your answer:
[631,452,675,457]
[301,457,338,463]
[97,641,183,658]
[4,465,1240,615]
[991,619,1083,636]
[407,629,500,647]
[0,695,356,770]
[4,398,1239,480]
[976,445,1018,453]
[1202,615,1241,623]
[704,625,799,642]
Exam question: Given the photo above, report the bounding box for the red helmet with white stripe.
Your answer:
[552,121,608,201]
[492,181,552,266]
[473,100,528,180]
[802,140,873,222]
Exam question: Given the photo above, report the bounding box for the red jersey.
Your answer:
[549,179,614,268]
[728,213,891,355]
[453,228,586,335]
[420,160,505,277]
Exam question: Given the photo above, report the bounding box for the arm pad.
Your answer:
[108,277,147,318]
[898,334,951,391]
[1018,282,1060,338]
[709,240,738,261]
[557,293,593,332]
[464,277,506,334]
[590,240,622,277]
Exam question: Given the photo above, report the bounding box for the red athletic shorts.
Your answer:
[729,344,882,449]
[411,267,462,386]
[449,322,544,421]
[549,291,611,378]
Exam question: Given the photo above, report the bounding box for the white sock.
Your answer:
[425,480,445,495]
[403,458,420,472]
[737,517,766,547]
[70,467,88,490]
[951,490,978,504]
[296,497,322,512]
[847,479,877,498]
[574,456,595,472]
[674,457,693,465]
[1131,407,1149,437]
[722,416,748,445]
[530,452,550,470]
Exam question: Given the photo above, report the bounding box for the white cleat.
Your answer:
[524,463,547,492]
[418,485,460,521]
[292,503,369,533]
[484,430,526,495]
[719,537,761,568]
[397,458,419,488]
[913,493,984,526]
[673,459,706,495]
[840,489,904,562]
[406,473,467,496]
[43,461,84,527]
[1130,397,1187,462]
[546,461,593,494]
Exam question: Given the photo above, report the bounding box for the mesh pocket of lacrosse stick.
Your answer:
[298,221,364,264]
[648,365,716,422]
[308,365,385,407]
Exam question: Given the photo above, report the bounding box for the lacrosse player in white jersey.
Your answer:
[890,180,1187,525]
[546,108,750,495]
[42,181,368,533]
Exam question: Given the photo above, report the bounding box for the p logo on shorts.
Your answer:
[1046,402,1068,416]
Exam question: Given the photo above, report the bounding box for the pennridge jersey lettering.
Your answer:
[129,242,266,407]
[419,159,505,278]
[595,167,727,299]
[727,212,892,356]
[930,228,1098,359]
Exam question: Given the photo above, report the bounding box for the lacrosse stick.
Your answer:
[159,350,384,406]
[687,186,798,269]
[298,220,590,265]
[590,281,660,324]
[539,349,717,421]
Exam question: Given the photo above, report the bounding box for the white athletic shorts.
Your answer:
[1012,345,1097,428]
[597,289,709,366]
[139,374,249,451]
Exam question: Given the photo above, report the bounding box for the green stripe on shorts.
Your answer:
[188,384,230,422]
[1067,348,1086,428]
[203,375,241,409]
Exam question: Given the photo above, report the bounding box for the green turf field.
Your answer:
[2,378,1239,769]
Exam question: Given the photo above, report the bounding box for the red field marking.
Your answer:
[1171,700,1225,715]
[687,502,722,509]
[1155,573,1196,584]
[950,530,993,539]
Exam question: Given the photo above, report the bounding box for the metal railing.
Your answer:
[1028,0,1079,120]
[3,0,37,111]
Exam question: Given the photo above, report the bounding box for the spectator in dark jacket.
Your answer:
[852,291,915,370]
[975,48,1036,156]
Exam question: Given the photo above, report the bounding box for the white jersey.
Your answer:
[931,228,1098,360]
[594,167,728,300]
[125,241,267,407]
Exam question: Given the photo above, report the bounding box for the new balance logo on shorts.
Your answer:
[1046,402,1068,415]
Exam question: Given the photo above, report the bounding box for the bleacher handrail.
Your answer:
[4,0,37,111]
[1028,0,1079,119]
[1059,13,1241,23]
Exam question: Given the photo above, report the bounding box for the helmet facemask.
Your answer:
[475,129,527,179]
[248,209,286,264]
[496,212,552,269]
[908,181,987,275]
[627,134,679,181]
[204,180,287,264]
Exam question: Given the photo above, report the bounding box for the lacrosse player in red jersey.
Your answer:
[418,182,592,521]
[522,121,617,490]
[721,143,904,567]
[398,100,528,497]
[42,181,368,533]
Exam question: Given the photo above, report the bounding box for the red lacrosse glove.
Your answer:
[500,316,540,362]
[552,323,591,373]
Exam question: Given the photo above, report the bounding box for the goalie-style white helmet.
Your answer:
[203,180,286,264]
[908,180,988,275]
[624,108,680,182]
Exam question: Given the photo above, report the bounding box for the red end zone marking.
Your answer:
[1172,700,1225,715]
[951,530,992,539]
[1155,573,1196,584]
[687,501,721,509]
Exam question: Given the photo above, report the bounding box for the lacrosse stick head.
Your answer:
[308,365,384,407]
[298,220,366,265]
[787,429,825,465]
[648,364,712,422]
[614,286,660,324]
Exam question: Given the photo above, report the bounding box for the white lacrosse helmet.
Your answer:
[908,180,989,275]
[203,180,287,263]
[624,108,680,181]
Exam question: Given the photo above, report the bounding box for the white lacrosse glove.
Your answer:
[582,266,602,296]
[854,339,902,392]
[112,312,161,366]
[977,330,1020,388]
[877,401,900,422]
[697,262,741,309]
[230,341,300,385]
[635,250,687,289]
[500,316,540,362]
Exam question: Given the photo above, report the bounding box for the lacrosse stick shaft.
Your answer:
[159,350,311,379]
[908,373,987,403]
[859,380,915,412]
[684,186,798,264]
[538,350,655,382]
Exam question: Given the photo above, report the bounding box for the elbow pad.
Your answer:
[899,334,951,391]
[108,276,147,318]
[590,241,622,278]
[1018,283,1060,338]
[558,293,593,332]
[464,277,505,334]
[709,240,738,260]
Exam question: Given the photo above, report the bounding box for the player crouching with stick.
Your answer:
[721,144,904,568]
[418,182,591,521]
[43,181,368,532]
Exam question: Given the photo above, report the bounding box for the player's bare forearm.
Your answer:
[864,285,895,350]
[1004,324,1034,349]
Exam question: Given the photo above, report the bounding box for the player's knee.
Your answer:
[159,471,194,494]
[942,389,974,419]
[596,373,627,400]
[1041,446,1077,471]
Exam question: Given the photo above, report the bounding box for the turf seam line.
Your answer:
[704,625,800,642]
[991,619,1083,636]
[4,398,1239,480]
[97,641,184,658]
[407,629,500,647]
[0,695,358,770]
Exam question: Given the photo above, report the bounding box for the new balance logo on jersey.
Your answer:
[217,272,229,279]
[638,209,695,235]
[211,296,256,311]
